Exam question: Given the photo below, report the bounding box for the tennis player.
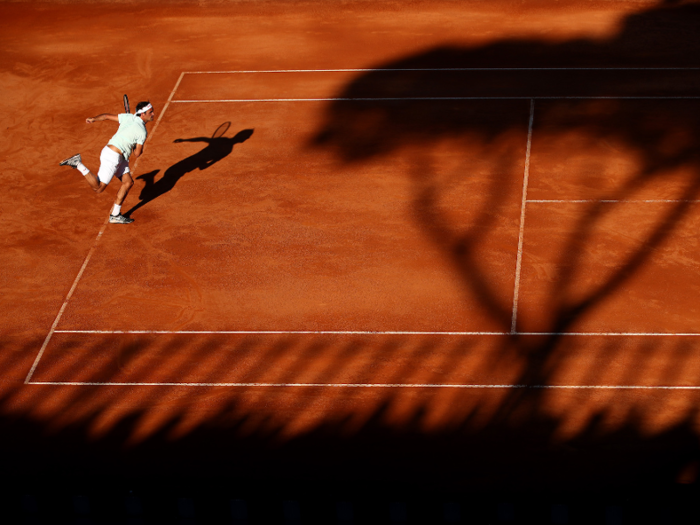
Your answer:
[59,101,155,224]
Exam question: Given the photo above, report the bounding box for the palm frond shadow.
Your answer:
[5,1,700,503]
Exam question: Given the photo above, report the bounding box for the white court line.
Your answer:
[35,327,700,387]
[54,330,506,335]
[528,199,700,203]
[186,68,700,73]
[32,70,700,387]
[172,96,700,103]
[25,72,186,384]
[511,100,535,334]
[24,225,109,384]
[145,72,185,143]
[24,381,700,390]
[53,330,700,336]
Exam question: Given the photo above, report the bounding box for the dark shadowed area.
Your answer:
[3,1,700,523]
[312,0,700,408]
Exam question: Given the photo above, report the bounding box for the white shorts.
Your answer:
[97,146,130,184]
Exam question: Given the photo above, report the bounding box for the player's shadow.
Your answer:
[126,124,254,216]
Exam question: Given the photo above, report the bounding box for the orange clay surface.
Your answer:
[2,0,700,491]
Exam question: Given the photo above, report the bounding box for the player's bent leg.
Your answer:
[115,172,134,205]
[109,172,135,224]
[96,146,120,191]
[60,153,107,192]
[79,166,108,193]
[59,153,82,169]
[87,173,108,193]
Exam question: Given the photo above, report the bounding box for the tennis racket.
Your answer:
[123,94,130,114]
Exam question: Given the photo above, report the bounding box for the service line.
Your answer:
[185,68,700,74]
[53,330,700,336]
[25,381,700,390]
[528,199,700,203]
[172,96,700,103]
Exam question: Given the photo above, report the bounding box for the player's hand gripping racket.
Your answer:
[123,94,130,114]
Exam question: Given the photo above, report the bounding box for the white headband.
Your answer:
[135,103,153,115]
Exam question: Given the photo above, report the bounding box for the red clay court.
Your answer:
[3,0,700,522]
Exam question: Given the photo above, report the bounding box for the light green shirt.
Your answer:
[108,113,147,160]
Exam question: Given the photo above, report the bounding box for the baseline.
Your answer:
[53,330,700,336]
[28,331,700,388]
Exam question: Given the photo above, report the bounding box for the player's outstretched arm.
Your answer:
[86,113,119,124]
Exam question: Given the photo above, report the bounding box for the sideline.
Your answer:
[24,72,186,384]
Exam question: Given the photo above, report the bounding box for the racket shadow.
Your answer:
[125,126,254,217]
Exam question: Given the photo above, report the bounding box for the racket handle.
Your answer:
[123,94,130,114]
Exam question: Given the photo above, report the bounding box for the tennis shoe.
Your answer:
[109,214,134,224]
[59,153,82,169]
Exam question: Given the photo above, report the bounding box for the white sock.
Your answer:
[77,162,90,176]
[111,204,121,216]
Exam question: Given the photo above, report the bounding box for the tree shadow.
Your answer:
[309,0,700,483]
[125,125,254,217]
[8,1,700,517]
